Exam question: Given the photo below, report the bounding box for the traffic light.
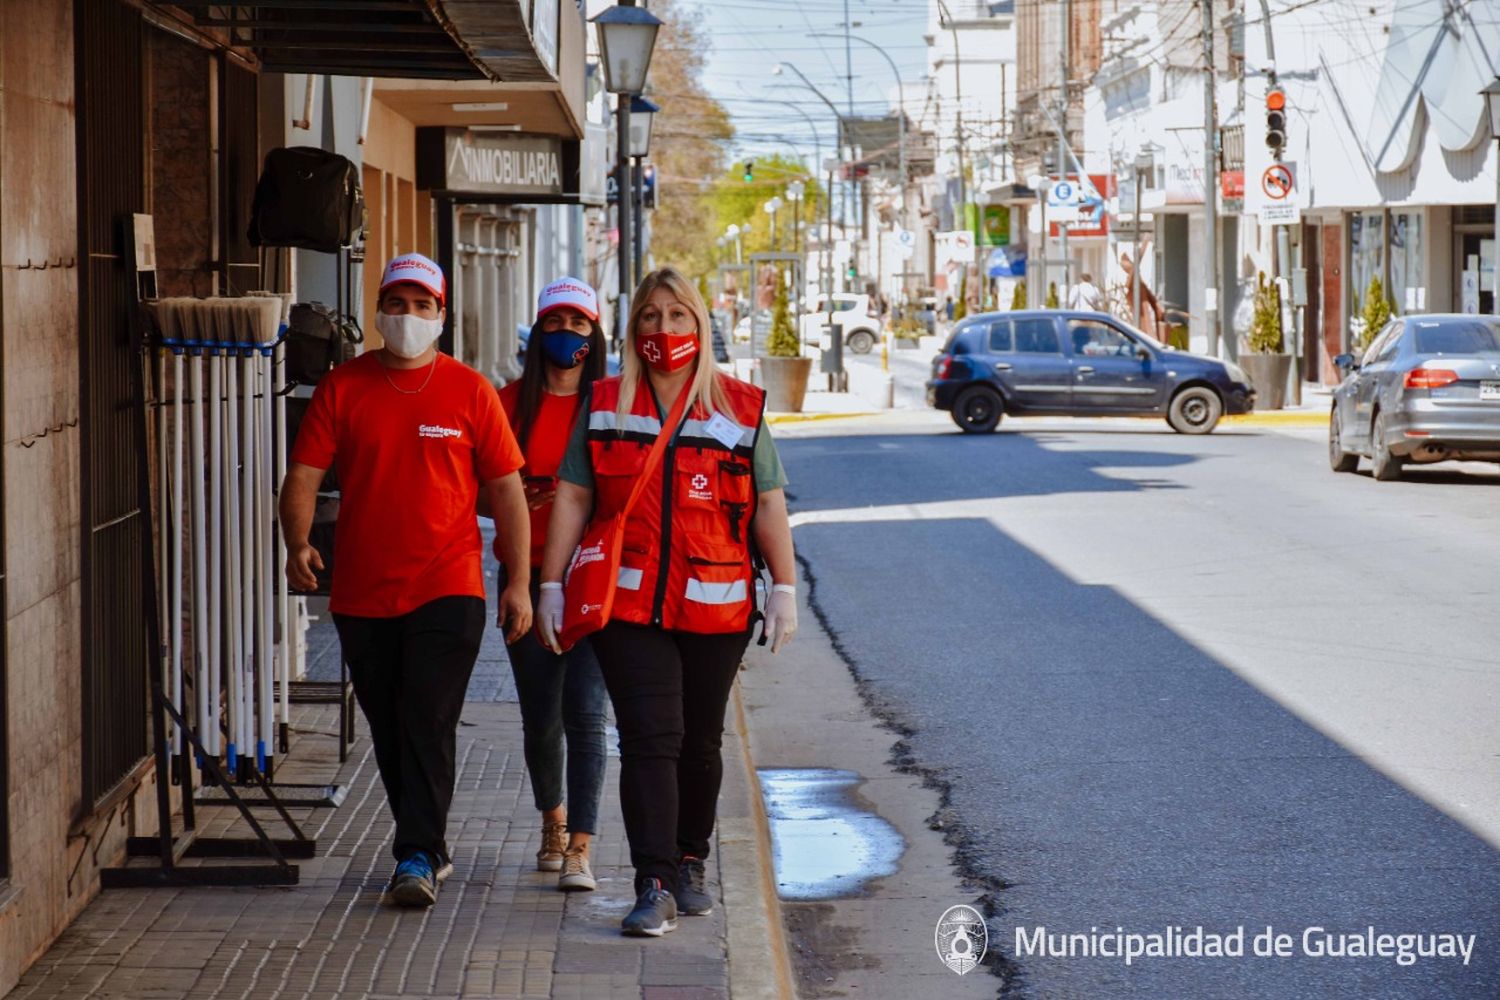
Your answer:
[742,160,754,182]
[1265,88,1287,159]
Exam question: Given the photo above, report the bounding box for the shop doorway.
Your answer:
[1453,208,1495,315]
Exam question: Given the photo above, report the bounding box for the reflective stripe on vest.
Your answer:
[584,375,767,633]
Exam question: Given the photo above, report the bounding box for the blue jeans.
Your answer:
[506,576,608,835]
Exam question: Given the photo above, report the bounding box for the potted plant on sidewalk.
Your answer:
[761,281,813,412]
[1241,271,1292,410]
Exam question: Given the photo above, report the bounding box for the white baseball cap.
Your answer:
[379,252,446,305]
[537,277,599,322]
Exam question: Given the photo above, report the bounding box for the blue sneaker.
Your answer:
[389,851,437,908]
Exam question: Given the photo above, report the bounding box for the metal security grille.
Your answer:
[78,0,149,806]
[221,59,260,294]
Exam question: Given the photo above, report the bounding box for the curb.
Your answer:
[1222,410,1328,427]
[718,679,796,1000]
[766,410,880,426]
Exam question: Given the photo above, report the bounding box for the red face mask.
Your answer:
[636,330,699,372]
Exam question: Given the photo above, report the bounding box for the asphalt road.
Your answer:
[774,410,1500,999]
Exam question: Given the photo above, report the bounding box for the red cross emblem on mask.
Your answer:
[641,339,662,362]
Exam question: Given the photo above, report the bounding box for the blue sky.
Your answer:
[678,0,931,169]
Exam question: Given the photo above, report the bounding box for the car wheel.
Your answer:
[1328,407,1359,472]
[951,386,1003,434]
[1370,411,1403,481]
[847,330,876,354]
[1166,386,1223,434]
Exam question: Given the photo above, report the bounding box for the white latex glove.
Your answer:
[537,584,565,653]
[763,587,798,654]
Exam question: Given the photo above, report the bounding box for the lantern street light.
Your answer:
[592,3,663,343]
[1483,78,1500,315]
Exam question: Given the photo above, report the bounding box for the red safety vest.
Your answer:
[585,374,767,633]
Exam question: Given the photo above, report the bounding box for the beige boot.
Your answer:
[536,821,568,872]
[558,844,596,892]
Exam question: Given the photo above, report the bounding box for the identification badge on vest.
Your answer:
[703,412,743,450]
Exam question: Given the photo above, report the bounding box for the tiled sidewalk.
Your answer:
[6,607,757,1000]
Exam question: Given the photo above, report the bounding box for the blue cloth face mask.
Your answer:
[542,330,591,369]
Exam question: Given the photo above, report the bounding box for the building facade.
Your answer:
[0,3,595,992]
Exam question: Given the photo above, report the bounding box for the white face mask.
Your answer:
[376,312,443,359]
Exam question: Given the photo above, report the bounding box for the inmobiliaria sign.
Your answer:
[418,128,565,198]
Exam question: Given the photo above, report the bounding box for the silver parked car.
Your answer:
[1329,314,1500,480]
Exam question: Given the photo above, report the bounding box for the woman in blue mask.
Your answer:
[497,277,610,891]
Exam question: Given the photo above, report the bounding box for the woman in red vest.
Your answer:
[538,267,798,937]
[497,278,610,894]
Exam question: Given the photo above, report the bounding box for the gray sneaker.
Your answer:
[676,855,713,915]
[557,846,596,892]
[621,878,678,937]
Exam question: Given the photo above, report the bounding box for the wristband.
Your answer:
[771,584,797,596]
[540,581,563,591]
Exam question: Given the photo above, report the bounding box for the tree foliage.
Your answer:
[766,278,801,357]
[1248,272,1284,354]
[1359,275,1392,348]
[639,0,733,280]
[707,154,826,261]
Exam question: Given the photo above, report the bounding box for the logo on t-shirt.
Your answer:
[419,424,463,440]
[688,472,713,502]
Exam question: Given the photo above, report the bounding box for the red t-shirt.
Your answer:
[290,352,524,617]
[498,382,584,569]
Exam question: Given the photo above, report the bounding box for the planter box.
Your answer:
[762,356,814,412]
[1241,353,1292,410]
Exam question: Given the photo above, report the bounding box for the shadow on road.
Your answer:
[779,432,1194,513]
[792,511,1500,1000]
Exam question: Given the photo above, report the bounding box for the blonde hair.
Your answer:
[617,267,731,425]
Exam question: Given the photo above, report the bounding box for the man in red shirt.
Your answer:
[280,252,531,908]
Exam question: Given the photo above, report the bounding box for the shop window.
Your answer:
[1348,211,1384,333]
[1389,213,1423,314]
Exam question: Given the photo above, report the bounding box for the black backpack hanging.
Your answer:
[284,301,362,386]
[247,146,364,253]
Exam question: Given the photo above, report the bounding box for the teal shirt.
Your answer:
[558,391,788,493]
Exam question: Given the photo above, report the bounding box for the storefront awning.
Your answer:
[166,0,569,82]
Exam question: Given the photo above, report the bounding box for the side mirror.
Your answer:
[1333,353,1358,372]
[1135,345,1151,361]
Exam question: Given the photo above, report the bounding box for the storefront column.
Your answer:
[457,209,484,368]
[495,215,522,383]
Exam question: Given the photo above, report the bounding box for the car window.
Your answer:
[1369,321,1405,364]
[834,298,858,312]
[1413,320,1500,356]
[988,319,1013,352]
[1067,319,1136,357]
[1361,321,1399,366]
[1013,318,1061,354]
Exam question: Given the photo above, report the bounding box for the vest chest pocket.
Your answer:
[592,443,646,510]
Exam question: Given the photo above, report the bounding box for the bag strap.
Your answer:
[617,383,692,521]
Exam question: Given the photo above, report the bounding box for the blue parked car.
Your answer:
[926,310,1256,434]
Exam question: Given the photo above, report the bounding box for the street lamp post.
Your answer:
[1483,78,1500,316]
[787,181,805,261]
[764,196,783,252]
[774,61,847,389]
[592,2,662,347]
[629,95,658,288]
[1133,148,1153,332]
[1028,174,1050,309]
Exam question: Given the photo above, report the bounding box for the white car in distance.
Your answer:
[800,294,883,355]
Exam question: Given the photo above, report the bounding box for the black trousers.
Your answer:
[333,595,485,866]
[591,621,751,895]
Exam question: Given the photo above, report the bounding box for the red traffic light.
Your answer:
[1266,88,1286,111]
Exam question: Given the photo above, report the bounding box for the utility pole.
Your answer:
[1058,0,1070,290]
[1201,0,1221,357]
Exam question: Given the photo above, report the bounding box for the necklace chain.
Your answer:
[381,355,438,394]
